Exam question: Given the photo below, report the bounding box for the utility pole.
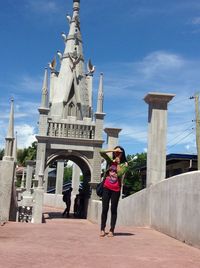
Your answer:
[195,93,200,170]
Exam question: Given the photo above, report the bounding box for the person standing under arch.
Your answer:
[62,187,73,218]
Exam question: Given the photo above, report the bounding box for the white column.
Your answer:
[25,160,35,193]
[104,127,122,150]
[43,167,49,193]
[144,92,175,187]
[0,160,15,223]
[72,164,81,196]
[55,160,64,194]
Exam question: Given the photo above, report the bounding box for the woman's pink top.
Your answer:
[104,175,120,192]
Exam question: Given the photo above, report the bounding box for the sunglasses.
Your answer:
[114,151,122,155]
[109,169,117,172]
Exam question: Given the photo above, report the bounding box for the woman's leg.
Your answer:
[110,191,120,233]
[101,188,111,231]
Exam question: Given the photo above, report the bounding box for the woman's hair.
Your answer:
[112,146,127,163]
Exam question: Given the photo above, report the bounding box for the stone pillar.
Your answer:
[43,167,49,193]
[144,92,175,187]
[20,168,26,190]
[72,164,80,196]
[90,112,105,200]
[55,160,64,195]
[0,160,15,224]
[71,163,81,213]
[25,161,35,193]
[32,155,45,224]
[104,127,122,149]
[22,161,35,207]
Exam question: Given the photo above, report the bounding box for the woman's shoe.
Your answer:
[100,230,106,237]
[107,231,114,237]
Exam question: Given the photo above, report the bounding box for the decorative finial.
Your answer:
[86,59,95,76]
[73,0,80,11]
[61,32,67,42]
[66,14,71,24]
[48,57,56,71]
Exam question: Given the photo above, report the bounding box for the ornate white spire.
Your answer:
[12,131,17,162]
[96,73,104,113]
[40,68,48,109]
[4,98,14,159]
[49,0,91,120]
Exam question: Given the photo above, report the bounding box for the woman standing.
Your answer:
[99,146,128,237]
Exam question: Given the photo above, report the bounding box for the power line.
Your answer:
[169,97,192,106]
[168,120,194,127]
[167,130,195,150]
[168,124,194,145]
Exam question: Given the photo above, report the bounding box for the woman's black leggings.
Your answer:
[101,188,120,232]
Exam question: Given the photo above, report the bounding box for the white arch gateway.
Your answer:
[32,0,121,223]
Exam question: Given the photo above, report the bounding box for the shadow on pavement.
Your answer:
[42,212,84,222]
[114,232,135,237]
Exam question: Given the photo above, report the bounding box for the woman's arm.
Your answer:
[118,162,129,178]
[100,148,122,162]
[99,150,113,164]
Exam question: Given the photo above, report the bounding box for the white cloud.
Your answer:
[104,51,200,100]
[17,74,43,93]
[15,124,36,149]
[0,74,43,94]
[0,74,43,149]
[15,101,40,117]
[139,51,184,78]
[191,17,200,25]
[26,0,59,14]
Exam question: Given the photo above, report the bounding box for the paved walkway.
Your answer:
[0,207,200,268]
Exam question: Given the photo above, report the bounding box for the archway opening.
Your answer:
[44,152,91,219]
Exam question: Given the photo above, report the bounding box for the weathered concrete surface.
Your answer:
[89,171,200,249]
[150,171,200,248]
[0,160,15,223]
[0,207,200,268]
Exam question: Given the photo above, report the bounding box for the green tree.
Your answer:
[17,142,37,165]
[17,148,29,165]
[0,149,4,160]
[123,152,147,197]
[63,166,72,183]
[26,141,37,160]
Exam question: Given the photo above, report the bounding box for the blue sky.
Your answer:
[1,0,200,155]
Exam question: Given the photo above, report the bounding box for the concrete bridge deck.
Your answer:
[0,207,200,268]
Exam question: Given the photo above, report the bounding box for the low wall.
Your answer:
[88,189,150,227]
[150,171,200,248]
[88,171,200,248]
[117,187,150,226]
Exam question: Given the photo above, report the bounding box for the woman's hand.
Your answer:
[114,157,120,164]
[114,148,123,153]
